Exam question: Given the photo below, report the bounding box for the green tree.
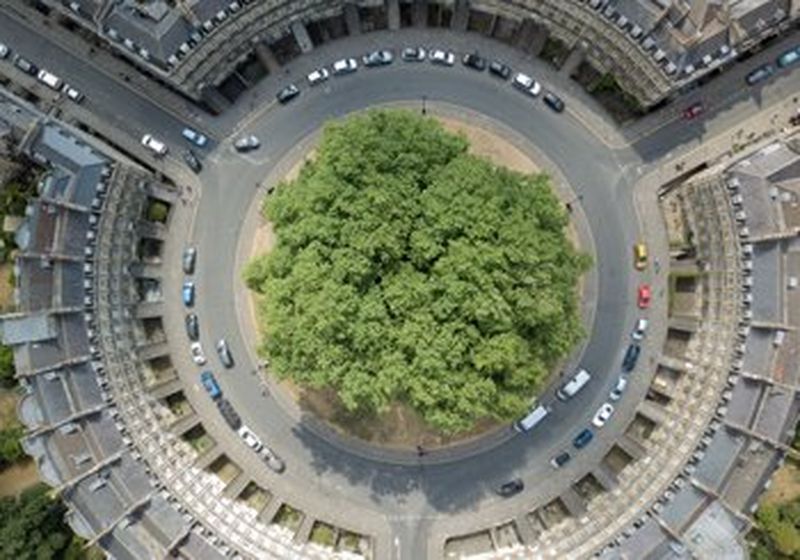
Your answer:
[0,422,24,465]
[0,484,71,559]
[0,343,15,388]
[245,110,590,433]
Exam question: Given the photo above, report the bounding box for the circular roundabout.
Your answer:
[186,46,638,557]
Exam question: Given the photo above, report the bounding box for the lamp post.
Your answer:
[421,95,427,116]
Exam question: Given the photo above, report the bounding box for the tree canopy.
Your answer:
[244,110,590,433]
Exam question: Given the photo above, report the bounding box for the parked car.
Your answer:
[543,91,565,113]
[401,47,426,62]
[238,425,262,451]
[217,398,242,430]
[61,84,84,103]
[609,377,627,401]
[234,135,260,152]
[13,54,37,75]
[182,247,197,274]
[362,50,393,67]
[185,313,199,341]
[182,281,195,306]
[488,60,511,80]
[200,371,221,400]
[217,338,233,368]
[260,447,286,473]
[622,343,641,373]
[276,84,300,104]
[429,49,455,66]
[181,127,208,147]
[190,342,207,365]
[592,402,615,428]
[637,283,652,309]
[332,58,358,75]
[462,52,486,71]
[37,69,63,91]
[777,47,800,68]
[745,64,774,86]
[0,43,9,59]
[682,102,704,120]
[632,318,649,340]
[573,428,594,449]
[307,68,330,86]
[512,72,541,97]
[550,451,571,469]
[183,150,202,173]
[497,478,524,497]
[633,243,648,270]
[141,134,168,156]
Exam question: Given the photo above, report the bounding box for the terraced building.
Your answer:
[40,0,797,110]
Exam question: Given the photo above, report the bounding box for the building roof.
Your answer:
[105,1,192,65]
[0,313,58,345]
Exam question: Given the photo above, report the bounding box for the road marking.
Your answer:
[231,98,278,138]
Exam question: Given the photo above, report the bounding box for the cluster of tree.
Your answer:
[245,110,590,433]
[751,497,800,559]
[0,484,75,559]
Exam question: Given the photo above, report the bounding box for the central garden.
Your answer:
[244,109,589,440]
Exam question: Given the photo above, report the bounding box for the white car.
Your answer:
[307,68,330,86]
[0,43,9,59]
[512,72,542,97]
[260,446,286,473]
[238,426,263,452]
[234,135,260,152]
[189,342,206,365]
[141,134,168,156]
[632,318,649,340]
[592,402,615,427]
[429,49,455,66]
[609,377,627,401]
[332,58,358,75]
[62,84,84,103]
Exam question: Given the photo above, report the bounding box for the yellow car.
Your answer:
[634,243,648,270]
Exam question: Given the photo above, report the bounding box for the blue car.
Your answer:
[777,47,800,69]
[181,127,208,147]
[200,371,221,400]
[573,428,594,449]
[182,281,195,306]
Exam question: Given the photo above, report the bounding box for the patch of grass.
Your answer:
[273,504,303,532]
[310,522,337,547]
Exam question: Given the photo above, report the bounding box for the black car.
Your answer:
[276,84,300,104]
[497,478,524,497]
[745,64,775,86]
[183,150,202,173]
[543,92,565,113]
[185,313,199,341]
[13,55,37,75]
[550,451,571,469]
[462,52,486,71]
[573,428,594,449]
[488,60,511,80]
[217,398,242,430]
[622,343,641,372]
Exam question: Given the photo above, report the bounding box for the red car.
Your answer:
[638,284,652,309]
[682,102,704,120]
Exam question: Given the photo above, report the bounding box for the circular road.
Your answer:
[185,52,643,554]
